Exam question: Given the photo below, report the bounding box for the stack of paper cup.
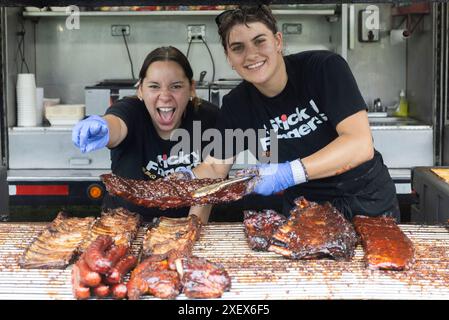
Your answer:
[16,73,37,127]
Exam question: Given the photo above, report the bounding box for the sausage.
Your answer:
[84,235,114,274]
[77,256,101,287]
[105,255,137,285]
[93,283,111,298]
[71,263,91,300]
[104,244,129,268]
[111,283,128,300]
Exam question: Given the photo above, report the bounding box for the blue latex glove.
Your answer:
[251,160,307,196]
[72,115,109,153]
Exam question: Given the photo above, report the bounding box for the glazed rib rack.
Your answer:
[1,222,449,299]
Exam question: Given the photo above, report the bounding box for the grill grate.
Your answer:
[0,222,449,300]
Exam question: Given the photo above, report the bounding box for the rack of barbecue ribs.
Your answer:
[268,197,358,261]
[79,207,141,252]
[100,173,252,209]
[243,209,287,251]
[127,254,231,300]
[176,256,231,299]
[353,215,415,270]
[20,212,95,269]
[141,216,202,265]
[127,254,182,300]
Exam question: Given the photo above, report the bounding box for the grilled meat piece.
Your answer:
[84,235,115,274]
[269,197,358,261]
[176,256,231,299]
[20,212,95,269]
[353,215,414,270]
[100,173,251,209]
[141,216,202,263]
[79,207,140,251]
[127,255,181,300]
[243,209,287,251]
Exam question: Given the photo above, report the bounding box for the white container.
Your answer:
[43,98,61,108]
[50,7,68,12]
[25,7,48,12]
[35,87,44,126]
[45,104,85,126]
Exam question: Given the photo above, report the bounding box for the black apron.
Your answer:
[282,152,400,221]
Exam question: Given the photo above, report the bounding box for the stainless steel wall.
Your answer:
[9,4,406,111]
[32,14,333,105]
[347,4,407,110]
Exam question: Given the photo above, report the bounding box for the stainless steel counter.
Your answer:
[369,117,434,170]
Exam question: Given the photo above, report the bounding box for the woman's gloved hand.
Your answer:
[248,160,308,196]
[72,115,109,153]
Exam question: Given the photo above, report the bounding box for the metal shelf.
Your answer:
[23,9,336,18]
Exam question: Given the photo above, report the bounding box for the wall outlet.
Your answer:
[358,9,379,42]
[111,25,130,36]
[282,23,302,35]
[187,25,206,42]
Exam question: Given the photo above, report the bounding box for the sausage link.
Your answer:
[104,244,129,268]
[106,255,137,285]
[84,235,113,274]
[71,263,91,300]
[77,257,101,287]
[93,283,111,298]
[111,283,128,300]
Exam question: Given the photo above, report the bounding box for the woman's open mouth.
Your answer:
[156,107,176,125]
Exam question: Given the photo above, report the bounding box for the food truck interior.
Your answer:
[0,1,448,224]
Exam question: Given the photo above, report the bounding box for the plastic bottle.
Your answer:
[394,89,408,117]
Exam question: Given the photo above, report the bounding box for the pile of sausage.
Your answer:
[71,235,137,300]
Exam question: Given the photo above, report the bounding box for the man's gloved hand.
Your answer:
[249,160,308,196]
[72,115,109,153]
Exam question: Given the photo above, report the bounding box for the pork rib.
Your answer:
[127,255,181,300]
[20,212,95,269]
[268,197,358,261]
[79,207,141,252]
[353,215,414,270]
[243,209,287,251]
[176,256,231,299]
[141,216,202,267]
[100,173,251,209]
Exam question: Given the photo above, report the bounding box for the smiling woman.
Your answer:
[71,46,219,222]
[190,4,400,221]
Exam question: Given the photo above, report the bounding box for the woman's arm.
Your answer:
[250,110,374,195]
[192,155,235,179]
[188,156,235,224]
[302,110,374,180]
[103,114,128,148]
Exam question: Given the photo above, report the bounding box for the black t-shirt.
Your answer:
[103,97,219,219]
[213,50,398,218]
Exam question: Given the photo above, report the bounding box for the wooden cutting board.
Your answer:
[431,168,449,183]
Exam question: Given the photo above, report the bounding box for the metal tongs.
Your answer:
[191,175,255,198]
